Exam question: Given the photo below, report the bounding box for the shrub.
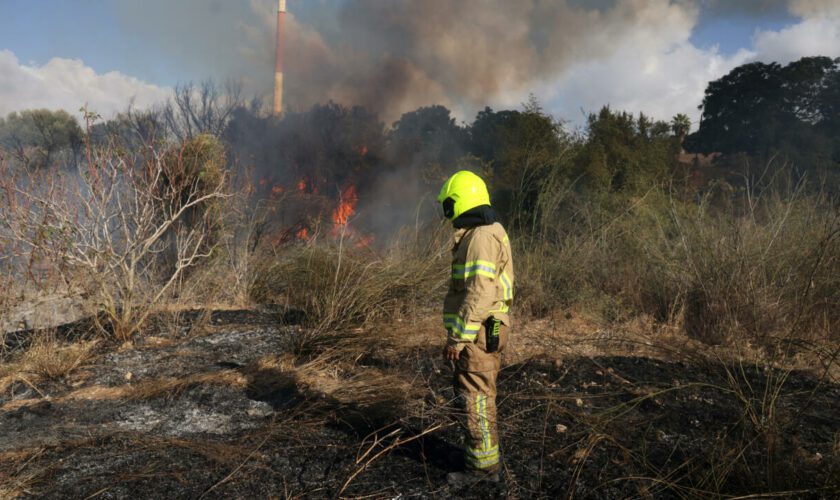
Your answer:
[0,117,230,340]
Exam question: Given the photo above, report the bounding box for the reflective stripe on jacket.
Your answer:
[443,222,514,346]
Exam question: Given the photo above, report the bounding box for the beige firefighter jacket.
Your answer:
[443,222,514,350]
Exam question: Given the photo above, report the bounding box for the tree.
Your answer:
[468,101,570,229]
[685,56,840,187]
[90,107,167,150]
[162,80,243,142]
[671,114,691,143]
[387,105,467,171]
[0,109,83,168]
[0,116,230,339]
[685,57,839,155]
[575,107,677,193]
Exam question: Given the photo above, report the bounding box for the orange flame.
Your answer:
[297,179,306,193]
[355,234,374,249]
[296,227,310,240]
[331,185,358,230]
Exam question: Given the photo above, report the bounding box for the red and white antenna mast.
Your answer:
[273,0,287,116]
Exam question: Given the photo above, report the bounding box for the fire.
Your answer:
[354,234,374,249]
[331,184,358,231]
[261,179,374,248]
[357,145,369,157]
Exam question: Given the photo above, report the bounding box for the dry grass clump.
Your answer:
[123,370,248,401]
[517,187,840,353]
[246,344,423,418]
[670,192,839,347]
[0,448,47,499]
[0,335,97,395]
[250,224,450,332]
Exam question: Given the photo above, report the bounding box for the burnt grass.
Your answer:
[1,310,838,499]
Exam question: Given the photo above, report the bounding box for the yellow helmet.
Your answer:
[437,171,491,220]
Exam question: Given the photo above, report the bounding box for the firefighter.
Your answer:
[438,170,514,485]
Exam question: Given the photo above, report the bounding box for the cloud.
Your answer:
[521,1,754,127]
[549,40,753,129]
[543,0,838,127]
[0,50,171,118]
[752,1,840,63]
[788,0,840,18]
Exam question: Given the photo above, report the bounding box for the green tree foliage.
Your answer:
[468,99,569,227]
[671,113,691,142]
[0,109,83,168]
[685,56,840,184]
[575,107,677,193]
[387,105,467,171]
[161,133,227,209]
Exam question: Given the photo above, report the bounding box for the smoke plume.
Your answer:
[268,0,702,121]
[112,0,839,124]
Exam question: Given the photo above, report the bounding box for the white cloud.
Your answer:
[548,44,753,129]
[541,1,753,128]
[0,50,171,119]
[753,5,840,63]
[540,0,838,129]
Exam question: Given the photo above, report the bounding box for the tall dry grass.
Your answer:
[517,184,839,351]
[249,223,450,334]
[512,179,839,496]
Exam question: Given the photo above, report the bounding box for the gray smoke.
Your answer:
[113,0,825,123]
[696,0,790,16]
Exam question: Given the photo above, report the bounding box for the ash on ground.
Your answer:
[1,310,838,499]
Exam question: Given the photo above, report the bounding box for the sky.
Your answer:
[0,0,838,128]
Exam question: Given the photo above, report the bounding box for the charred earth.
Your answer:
[1,309,838,499]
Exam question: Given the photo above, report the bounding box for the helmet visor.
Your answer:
[441,197,456,219]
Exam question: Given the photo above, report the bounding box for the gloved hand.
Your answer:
[442,345,461,361]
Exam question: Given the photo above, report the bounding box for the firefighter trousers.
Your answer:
[453,323,508,472]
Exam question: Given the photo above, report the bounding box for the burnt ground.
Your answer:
[1,309,838,499]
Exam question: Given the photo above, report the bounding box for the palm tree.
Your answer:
[671,113,691,143]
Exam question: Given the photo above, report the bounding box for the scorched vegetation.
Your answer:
[0,60,838,498]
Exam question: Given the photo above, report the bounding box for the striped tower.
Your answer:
[273,0,287,116]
